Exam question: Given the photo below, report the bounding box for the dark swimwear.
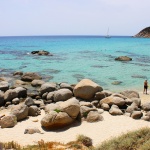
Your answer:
[144,86,148,89]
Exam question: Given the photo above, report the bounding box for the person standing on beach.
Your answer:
[143,80,148,94]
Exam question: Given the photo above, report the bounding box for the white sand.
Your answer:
[0,92,150,146]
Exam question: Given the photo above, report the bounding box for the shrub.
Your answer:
[54,109,61,113]
[76,134,93,147]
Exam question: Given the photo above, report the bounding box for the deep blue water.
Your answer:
[0,36,150,92]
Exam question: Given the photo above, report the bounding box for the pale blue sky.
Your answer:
[0,0,150,36]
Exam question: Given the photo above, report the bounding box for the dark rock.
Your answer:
[5,101,11,107]
[14,87,27,98]
[0,91,4,106]
[31,50,53,56]
[134,27,150,38]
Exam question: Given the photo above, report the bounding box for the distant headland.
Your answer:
[134,27,150,38]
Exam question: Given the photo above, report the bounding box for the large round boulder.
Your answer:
[41,111,74,129]
[54,89,73,102]
[100,96,125,106]
[4,89,18,102]
[73,79,103,100]
[21,72,42,82]
[0,115,17,128]
[39,83,56,95]
[10,104,28,121]
[0,81,9,92]
[59,97,80,119]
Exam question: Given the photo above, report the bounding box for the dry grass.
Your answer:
[95,127,150,150]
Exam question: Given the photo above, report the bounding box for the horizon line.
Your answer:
[0,34,133,37]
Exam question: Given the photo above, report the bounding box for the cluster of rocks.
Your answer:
[0,72,150,131]
[31,50,53,56]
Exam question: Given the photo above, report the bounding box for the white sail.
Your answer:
[105,28,111,38]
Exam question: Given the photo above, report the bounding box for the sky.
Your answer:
[0,0,150,36]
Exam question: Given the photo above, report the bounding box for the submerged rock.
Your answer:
[111,81,122,85]
[31,50,53,56]
[21,72,42,82]
[115,56,132,61]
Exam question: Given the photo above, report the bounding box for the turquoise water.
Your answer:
[0,36,150,92]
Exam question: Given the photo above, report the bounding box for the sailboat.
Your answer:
[105,28,111,38]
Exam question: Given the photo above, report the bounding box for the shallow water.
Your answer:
[0,36,150,92]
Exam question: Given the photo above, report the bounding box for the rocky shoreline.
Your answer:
[0,71,150,131]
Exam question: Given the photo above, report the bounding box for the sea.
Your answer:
[0,36,150,92]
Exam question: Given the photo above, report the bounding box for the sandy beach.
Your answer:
[0,91,150,147]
